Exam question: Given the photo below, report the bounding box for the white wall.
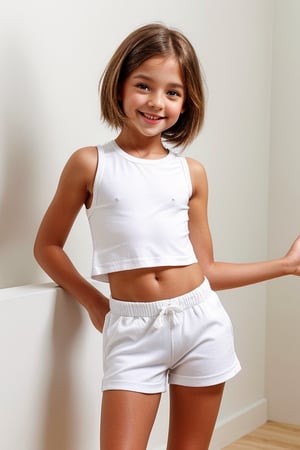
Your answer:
[0,285,102,450]
[1,0,299,449]
[266,0,300,424]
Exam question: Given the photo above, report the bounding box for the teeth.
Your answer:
[143,113,161,120]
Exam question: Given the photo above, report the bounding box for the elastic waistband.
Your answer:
[109,277,212,317]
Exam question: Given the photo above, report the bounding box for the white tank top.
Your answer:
[86,140,198,282]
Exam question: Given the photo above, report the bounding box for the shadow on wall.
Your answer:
[1,39,47,288]
[39,289,84,450]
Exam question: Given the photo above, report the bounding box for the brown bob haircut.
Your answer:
[99,23,205,149]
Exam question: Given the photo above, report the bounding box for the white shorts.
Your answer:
[102,278,241,393]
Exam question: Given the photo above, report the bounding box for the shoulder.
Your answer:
[67,146,98,170]
[62,146,98,181]
[55,146,99,202]
[185,156,208,195]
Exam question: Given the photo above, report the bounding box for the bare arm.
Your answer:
[34,147,109,331]
[187,157,300,291]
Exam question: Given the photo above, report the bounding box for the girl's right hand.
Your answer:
[87,298,110,333]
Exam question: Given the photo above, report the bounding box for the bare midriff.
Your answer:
[108,263,204,302]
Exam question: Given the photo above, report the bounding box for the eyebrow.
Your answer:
[132,74,184,90]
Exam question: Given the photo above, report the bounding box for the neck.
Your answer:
[115,133,168,159]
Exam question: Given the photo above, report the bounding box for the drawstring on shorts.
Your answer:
[153,305,183,328]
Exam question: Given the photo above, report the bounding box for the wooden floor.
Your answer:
[223,421,300,449]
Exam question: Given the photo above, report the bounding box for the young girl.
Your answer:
[34,23,300,450]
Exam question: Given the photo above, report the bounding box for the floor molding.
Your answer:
[209,398,268,449]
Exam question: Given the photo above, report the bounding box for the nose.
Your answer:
[148,92,163,110]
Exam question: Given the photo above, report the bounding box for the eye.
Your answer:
[136,83,150,91]
[167,90,181,98]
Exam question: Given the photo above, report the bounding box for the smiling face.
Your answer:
[118,56,186,142]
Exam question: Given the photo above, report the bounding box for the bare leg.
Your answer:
[100,390,161,450]
[167,383,225,450]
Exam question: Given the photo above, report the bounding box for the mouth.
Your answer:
[140,112,165,121]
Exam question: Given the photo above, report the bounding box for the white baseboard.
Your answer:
[209,398,268,449]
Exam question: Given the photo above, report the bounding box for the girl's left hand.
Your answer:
[285,235,300,276]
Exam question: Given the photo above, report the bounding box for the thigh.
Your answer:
[167,383,225,450]
[102,310,170,393]
[100,390,161,450]
[169,290,241,388]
